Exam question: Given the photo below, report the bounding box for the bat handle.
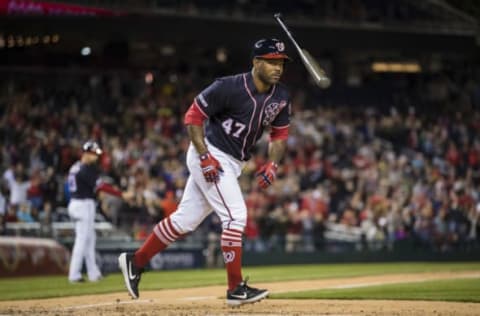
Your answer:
[273,13,302,53]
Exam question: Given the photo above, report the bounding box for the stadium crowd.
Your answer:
[1,64,479,254]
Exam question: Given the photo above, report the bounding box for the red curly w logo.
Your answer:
[222,251,235,263]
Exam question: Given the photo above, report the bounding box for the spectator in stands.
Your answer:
[16,203,36,223]
[0,185,6,217]
[312,212,326,251]
[244,208,265,252]
[1,61,479,255]
[4,204,17,223]
[7,164,30,206]
[0,214,5,236]
[41,167,58,208]
[38,201,53,237]
[27,169,43,210]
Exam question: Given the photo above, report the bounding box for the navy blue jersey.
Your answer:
[68,161,100,199]
[195,72,291,161]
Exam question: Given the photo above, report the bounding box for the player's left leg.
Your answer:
[84,200,102,281]
[187,143,268,306]
[68,200,89,283]
[209,180,268,306]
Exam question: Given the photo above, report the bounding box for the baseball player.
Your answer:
[68,141,126,283]
[119,38,291,306]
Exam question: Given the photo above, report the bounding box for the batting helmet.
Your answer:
[82,140,103,155]
[252,38,291,61]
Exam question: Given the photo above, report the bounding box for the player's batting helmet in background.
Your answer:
[82,140,103,155]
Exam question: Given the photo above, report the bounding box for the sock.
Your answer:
[134,217,181,268]
[221,228,243,291]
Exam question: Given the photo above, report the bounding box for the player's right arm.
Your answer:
[185,117,224,183]
[186,124,223,183]
[186,124,208,155]
[184,79,226,183]
[184,78,226,154]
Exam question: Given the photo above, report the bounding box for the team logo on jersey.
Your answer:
[262,100,287,126]
[223,251,235,263]
[275,42,285,52]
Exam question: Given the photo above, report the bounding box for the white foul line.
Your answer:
[63,298,152,310]
[330,273,480,289]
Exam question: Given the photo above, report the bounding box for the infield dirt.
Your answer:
[1,271,479,315]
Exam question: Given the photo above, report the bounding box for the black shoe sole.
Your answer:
[226,290,269,307]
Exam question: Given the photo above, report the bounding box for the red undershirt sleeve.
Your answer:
[184,102,208,126]
[270,125,289,141]
[96,182,122,197]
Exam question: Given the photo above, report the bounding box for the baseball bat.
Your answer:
[274,13,331,89]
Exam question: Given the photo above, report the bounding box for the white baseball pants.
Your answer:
[169,141,247,234]
[68,199,102,282]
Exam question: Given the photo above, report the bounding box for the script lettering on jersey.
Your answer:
[262,100,287,126]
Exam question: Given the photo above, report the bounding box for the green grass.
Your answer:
[271,278,480,303]
[0,262,479,301]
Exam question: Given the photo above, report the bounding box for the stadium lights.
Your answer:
[145,72,154,84]
[372,62,421,73]
[0,34,60,49]
[169,74,178,83]
[16,36,24,47]
[7,36,14,48]
[216,48,228,63]
[81,46,91,56]
[160,45,175,56]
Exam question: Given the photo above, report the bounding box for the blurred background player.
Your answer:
[68,140,128,283]
[119,38,291,306]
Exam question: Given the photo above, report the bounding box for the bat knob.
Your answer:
[274,13,282,19]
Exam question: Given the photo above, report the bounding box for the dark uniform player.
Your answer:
[68,141,124,283]
[119,38,291,306]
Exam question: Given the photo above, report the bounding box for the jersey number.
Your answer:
[222,118,246,138]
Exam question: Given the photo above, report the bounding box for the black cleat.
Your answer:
[118,252,143,299]
[226,277,269,307]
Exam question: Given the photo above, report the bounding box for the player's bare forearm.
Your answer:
[268,139,287,164]
[186,124,209,155]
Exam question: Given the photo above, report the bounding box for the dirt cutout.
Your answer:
[1,271,479,315]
